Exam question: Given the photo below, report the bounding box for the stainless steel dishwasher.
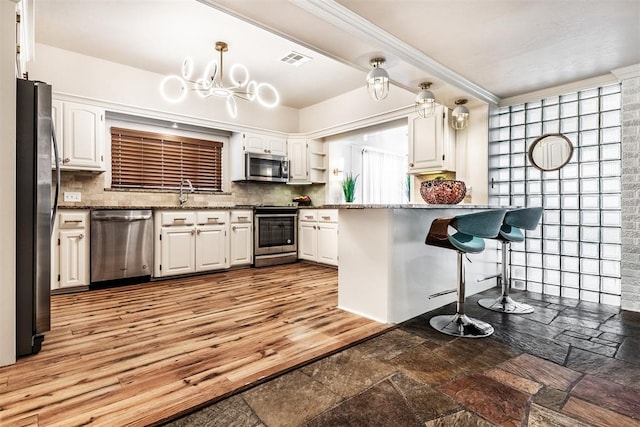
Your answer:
[90,209,153,283]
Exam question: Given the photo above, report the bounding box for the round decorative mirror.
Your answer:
[528,133,574,171]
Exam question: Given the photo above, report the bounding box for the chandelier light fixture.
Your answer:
[415,82,436,118]
[366,57,389,101]
[451,99,470,130]
[160,41,280,118]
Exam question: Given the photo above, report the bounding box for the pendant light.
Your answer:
[366,58,389,101]
[415,82,436,118]
[451,99,470,130]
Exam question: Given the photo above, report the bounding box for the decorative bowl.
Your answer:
[420,179,466,204]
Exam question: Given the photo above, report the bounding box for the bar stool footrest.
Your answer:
[478,295,534,314]
[429,313,494,338]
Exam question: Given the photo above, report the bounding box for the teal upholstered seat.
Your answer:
[426,209,508,254]
[425,209,507,338]
[449,231,485,253]
[478,206,544,315]
[498,207,543,242]
[498,224,524,242]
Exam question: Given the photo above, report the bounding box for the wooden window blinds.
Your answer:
[111,127,223,191]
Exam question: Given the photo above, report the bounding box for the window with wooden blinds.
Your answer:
[111,127,223,191]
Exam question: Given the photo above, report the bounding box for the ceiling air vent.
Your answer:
[280,51,312,67]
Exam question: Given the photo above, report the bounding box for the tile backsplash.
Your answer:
[55,171,326,208]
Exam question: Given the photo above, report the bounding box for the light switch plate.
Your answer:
[63,191,81,202]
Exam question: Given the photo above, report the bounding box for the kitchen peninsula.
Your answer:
[329,204,502,324]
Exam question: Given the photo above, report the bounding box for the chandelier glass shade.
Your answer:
[160,41,279,118]
[415,82,436,118]
[366,58,389,101]
[451,99,470,130]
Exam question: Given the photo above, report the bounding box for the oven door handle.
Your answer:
[255,214,297,218]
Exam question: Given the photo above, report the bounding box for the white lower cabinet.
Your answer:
[51,210,90,290]
[230,210,253,266]
[317,222,339,265]
[161,225,196,276]
[195,211,229,271]
[298,209,338,266]
[155,210,249,278]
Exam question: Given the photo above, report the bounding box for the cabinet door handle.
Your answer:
[321,216,331,220]
[305,215,314,220]
[232,226,237,231]
[409,162,414,167]
[64,219,82,223]
[196,229,201,235]
[238,216,248,220]
[63,157,70,164]
[78,233,84,239]
[173,217,187,221]
[191,229,196,235]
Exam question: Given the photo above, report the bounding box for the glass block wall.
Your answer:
[488,83,622,306]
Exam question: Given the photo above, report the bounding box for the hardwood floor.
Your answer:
[0,263,390,426]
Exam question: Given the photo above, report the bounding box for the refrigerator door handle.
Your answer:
[51,122,60,234]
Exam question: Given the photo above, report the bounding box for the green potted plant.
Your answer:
[342,173,359,203]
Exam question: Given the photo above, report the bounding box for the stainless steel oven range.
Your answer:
[254,206,298,267]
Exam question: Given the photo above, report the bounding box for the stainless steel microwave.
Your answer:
[245,152,289,183]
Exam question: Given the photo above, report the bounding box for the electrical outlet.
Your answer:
[63,191,81,202]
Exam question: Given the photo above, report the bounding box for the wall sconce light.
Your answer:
[366,58,389,101]
[451,99,470,130]
[415,82,436,118]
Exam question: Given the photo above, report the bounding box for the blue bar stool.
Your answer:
[425,209,507,338]
[478,207,543,314]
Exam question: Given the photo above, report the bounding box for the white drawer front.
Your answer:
[231,210,253,223]
[59,212,88,228]
[299,209,318,222]
[160,211,196,226]
[196,211,228,225]
[317,209,338,223]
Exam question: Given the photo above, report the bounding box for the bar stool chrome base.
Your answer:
[429,313,494,338]
[477,295,534,314]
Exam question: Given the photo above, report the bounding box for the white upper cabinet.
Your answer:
[242,133,287,156]
[287,138,310,184]
[408,105,456,173]
[53,100,106,172]
[287,138,326,185]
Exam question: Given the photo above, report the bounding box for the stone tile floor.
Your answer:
[164,288,640,426]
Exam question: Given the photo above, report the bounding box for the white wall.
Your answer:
[1,0,17,367]
[299,84,415,134]
[28,44,300,134]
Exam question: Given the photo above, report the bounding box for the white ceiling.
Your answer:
[34,0,640,110]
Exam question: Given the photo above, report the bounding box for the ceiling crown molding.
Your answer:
[612,64,640,81]
[290,0,499,105]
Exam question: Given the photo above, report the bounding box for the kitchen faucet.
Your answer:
[179,178,194,206]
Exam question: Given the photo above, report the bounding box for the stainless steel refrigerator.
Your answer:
[16,78,60,357]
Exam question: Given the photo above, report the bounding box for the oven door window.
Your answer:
[258,217,295,247]
[249,158,285,179]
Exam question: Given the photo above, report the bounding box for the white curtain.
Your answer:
[361,147,408,204]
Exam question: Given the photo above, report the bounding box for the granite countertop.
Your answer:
[321,203,500,209]
[58,205,255,210]
[58,203,503,210]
